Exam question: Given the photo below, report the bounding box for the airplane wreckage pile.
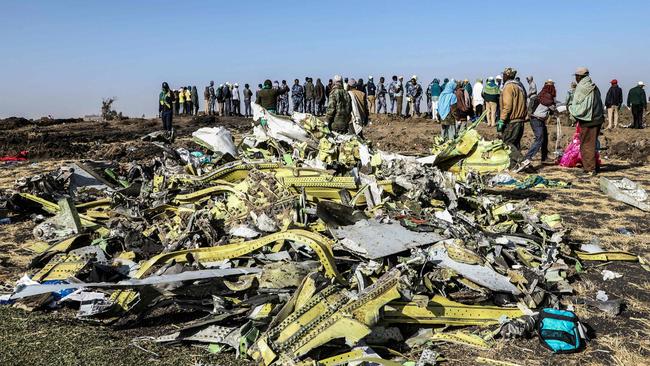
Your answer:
[1,104,646,365]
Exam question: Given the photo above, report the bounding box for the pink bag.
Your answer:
[558,125,601,168]
[558,132,582,167]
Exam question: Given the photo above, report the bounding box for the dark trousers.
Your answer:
[579,124,600,172]
[233,100,240,115]
[475,104,484,117]
[162,110,173,131]
[631,104,644,128]
[184,102,191,115]
[502,120,525,167]
[525,118,548,161]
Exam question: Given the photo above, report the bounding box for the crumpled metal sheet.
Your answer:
[334,219,446,259]
[426,243,521,295]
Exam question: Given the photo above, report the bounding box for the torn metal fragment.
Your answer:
[109,230,343,312]
[427,243,521,294]
[383,295,523,326]
[407,329,493,349]
[334,219,445,259]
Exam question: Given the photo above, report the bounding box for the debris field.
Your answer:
[0,106,649,366]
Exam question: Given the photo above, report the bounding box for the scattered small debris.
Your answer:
[0,104,645,364]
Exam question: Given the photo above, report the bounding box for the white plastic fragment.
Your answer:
[192,127,238,157]
[601,270,622,281]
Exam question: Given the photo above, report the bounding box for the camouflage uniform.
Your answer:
[278,82,290,115]
[325,84,352,133]
[377,81,387,114]
[291,84,304,113]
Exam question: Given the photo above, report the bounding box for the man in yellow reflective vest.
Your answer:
[159,82,174,131]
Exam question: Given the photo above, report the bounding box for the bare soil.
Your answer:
[0,113,648,366]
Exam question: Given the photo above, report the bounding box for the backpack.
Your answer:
[537,308,587,353]
[538,90,554,107]
[215,87,223,100]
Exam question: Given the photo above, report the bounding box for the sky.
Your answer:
[1,0,649,119]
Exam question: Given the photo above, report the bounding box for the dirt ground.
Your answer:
[0,112,649,366]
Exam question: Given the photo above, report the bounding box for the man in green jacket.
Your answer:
[627,81,647,129]
[325,75,352,133]
[255,79,288,113]
[568,67,604,176]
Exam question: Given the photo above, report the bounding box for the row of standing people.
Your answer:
[203,81,254,118]
[433,66,615,176]
[164,86,200,116]
[254,76,369,135]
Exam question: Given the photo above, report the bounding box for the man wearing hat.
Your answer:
[568,67,605,175]
[325,75,352,133]
[497,67,529,171]
[627,81,647,129]
[348,78,369,135]
[605,79,623,129]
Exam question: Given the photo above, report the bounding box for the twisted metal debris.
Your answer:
[0,104,643,365]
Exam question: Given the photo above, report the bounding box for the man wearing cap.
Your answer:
[605,79,623,129]
[497,67,529,170]
[348,79,369,135]
[568,67,605,175]
[325,75,352,133]
[627,81,647,129]
[366,76,376,114]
